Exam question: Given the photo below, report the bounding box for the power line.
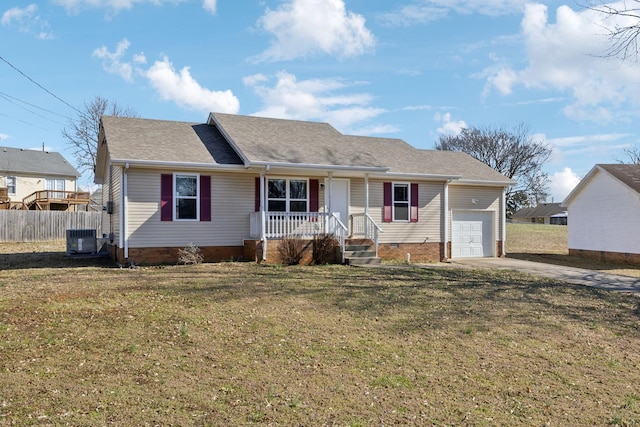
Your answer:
[0,54,82,115]
[0,92,69,126]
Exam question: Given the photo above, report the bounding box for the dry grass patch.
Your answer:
[507,223,640,278]
[0,242,639,425]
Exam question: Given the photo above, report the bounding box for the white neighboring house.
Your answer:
[562,164,640,264]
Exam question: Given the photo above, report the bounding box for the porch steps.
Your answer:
[344,239,381,266]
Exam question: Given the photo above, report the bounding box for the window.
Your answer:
[160,173,210,222]
[175,174,199,220]
[393,183,409,221]
[267,178,308,212]
[6,177,16,195]
[383,182,419,223]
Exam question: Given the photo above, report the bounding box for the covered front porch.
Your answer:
[248,171,383,264]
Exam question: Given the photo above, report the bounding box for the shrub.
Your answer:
[278,237,305,266]
[313,233,340,264]
[178,243,204,265]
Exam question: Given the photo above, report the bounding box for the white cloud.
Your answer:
[1,4,53,39]
[380,0,528,26]
[549,167,580,202]
[145,57,239,113]
[0,133,10,142]
[484,3,640,122]
[244,71,388,133]
[434,112,466,135]
[53,0,186,14]
[93,39,239,114]
[202,0,216,14]
[92,39,141,82]
[253,0,375,62]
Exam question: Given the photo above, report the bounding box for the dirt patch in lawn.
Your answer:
[1,242,639,425]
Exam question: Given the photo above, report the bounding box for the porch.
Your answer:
[249,211,382,264]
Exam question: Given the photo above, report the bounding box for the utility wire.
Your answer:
[0,54,82,115]
[0,91,70,120]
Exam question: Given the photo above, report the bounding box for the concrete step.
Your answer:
[344,244,372,252]
[346,256,381,266]
[344,250,376,258]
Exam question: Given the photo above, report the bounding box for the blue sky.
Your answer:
[2,0,639,200]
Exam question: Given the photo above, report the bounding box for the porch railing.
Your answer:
[249,212,348,261]
[350,212,383,257]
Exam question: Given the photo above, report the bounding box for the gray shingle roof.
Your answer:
[0,146,79,177]
[512,202,565,219]
[99,113,512,185]
[101,116,243,165]
[598,164,640,193]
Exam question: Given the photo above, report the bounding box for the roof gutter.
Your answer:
[109,158,247,171]
[452,179,515,187]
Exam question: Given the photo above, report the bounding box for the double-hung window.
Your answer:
[393,183,410,221]
[6,176,16,195]
[175,174,199,220]
[267,178,308,212]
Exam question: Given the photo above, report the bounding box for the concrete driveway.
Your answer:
[446,257,640,295]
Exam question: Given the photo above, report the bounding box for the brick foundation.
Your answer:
[378,242,444,263]
[569,248,640,266]
[108,244,244,265]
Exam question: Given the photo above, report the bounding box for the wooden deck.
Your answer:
[0,188,90,211]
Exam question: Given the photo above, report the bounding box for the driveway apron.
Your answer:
[445,257,640,295]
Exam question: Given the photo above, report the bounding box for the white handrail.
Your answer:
[349,213,383,257]
[329,213,347,263]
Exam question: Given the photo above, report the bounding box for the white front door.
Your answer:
[328,178,349,229]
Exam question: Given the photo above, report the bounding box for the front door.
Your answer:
[328,178,349,231]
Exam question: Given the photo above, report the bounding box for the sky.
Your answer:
[1,0,639,201]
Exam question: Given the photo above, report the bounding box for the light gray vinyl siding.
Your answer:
[126,169,254,248]
[349,179,443,244]
[448,185,502,241]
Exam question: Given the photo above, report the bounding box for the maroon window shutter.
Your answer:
[200,175,211,221]
[160,174,173,221]
[383,182,392,222]
[255,177,261,212]
[410,183,419,223]
[309,179,319,212]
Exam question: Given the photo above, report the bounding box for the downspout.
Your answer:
[443,180,449,260]
[327,172,333,233]
[123,163,129,260]
[501,187,507,256]
[118,165,124,255]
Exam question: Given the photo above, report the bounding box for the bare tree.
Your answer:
[62,96,138,180]
[587,0,640,61]
[435,123,552,216]
[617,145,640,163]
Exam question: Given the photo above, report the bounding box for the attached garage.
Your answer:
[451,211,494,258]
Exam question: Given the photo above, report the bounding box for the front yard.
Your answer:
[0,242,639,425]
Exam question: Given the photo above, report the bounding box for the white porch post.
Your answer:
[260,171,267,261]
[326,172,333,234]
[364,173,369,237]
[443,181,449,260]
[123,163,129,260]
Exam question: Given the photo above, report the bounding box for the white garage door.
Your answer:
[451,211,493,258]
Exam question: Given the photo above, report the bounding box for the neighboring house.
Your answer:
[562,164,640,264]
[0,146,88,211]
[95,113,514,265]
[511,202,567,225]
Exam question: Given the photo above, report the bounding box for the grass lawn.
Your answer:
[507,222,640,278]
[1,242,639,425]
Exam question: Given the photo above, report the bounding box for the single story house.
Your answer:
[0,146,86,210]
[511,202,567,225]
[95,113,514,265]
[562,163,640,264]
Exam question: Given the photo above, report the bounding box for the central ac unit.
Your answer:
[66,229,97,255]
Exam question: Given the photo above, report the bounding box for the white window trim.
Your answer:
[6,176,16,195]
[266,177,309,213]
[173,173,200,221]
[392,181,410,222]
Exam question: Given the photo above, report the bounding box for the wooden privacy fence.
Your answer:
[0,211,102,242]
